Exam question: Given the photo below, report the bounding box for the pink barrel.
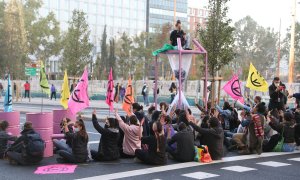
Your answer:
[26,112,53,157]
[53,109,76,134]
[0,111,20,136]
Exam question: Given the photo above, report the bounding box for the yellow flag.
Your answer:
[60,70,70,109]
[246,63,269,92]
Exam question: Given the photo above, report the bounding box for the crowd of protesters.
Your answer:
[0,77,299,166]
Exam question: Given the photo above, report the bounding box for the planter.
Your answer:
[26,112,53,157]
[53,109,76,134]
[0,111,20,136]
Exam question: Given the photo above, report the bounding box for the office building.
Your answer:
[188,6,209,32]
[39,0,147,76]
[147,0,188,32]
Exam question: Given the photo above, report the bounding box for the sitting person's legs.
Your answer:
[53,139,72,153]
[6,151,25,165]
[58,150,77,163]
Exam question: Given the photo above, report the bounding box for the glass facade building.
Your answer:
[148,0,188,32]
[40,0,147,75]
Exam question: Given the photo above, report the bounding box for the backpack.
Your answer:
[228,110,240,131]
[25,133,45,156]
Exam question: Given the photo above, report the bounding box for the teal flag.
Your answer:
[4,75,12,112]
[152,44,176,56]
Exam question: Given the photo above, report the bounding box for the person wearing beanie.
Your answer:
[170,20,190,50]
[188,116,224,160]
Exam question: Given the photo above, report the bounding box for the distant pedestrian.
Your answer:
[50,84,57,100]
[120,85,125,103]
[13,82,17,97]
[114,83,120,103]
[142,82,149,106]
[152,81,160,103]
[70,80,77,94]
[23,81,30,99]
[169,82,177,103]
[0,82,3,99]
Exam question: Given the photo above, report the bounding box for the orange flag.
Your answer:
[122,77,134,115]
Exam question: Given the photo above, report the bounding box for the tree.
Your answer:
[95,25,108,79]
[233,16,278,80]
[61,10,93,77]
[116,32,133,78]
[282,22,300,78]
[198,0,235,103]
[1,0,28,79]
[108,38,116,77]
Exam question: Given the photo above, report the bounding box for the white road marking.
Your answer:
[288,157,300,162]
[88,141,99,145]
[221,165,257,172]
[182,172,219,179]
[256,161,291,167]
[87,131,100,135]
[76,151,299,180]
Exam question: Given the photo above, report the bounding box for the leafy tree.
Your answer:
[61,10,93,77]
[1,0,28,79]
[116,32,133,78]
[282,22,300,78]
[233,16,278,80]
[95,25,108,79]
[108,38,116,77]
[198,0,235,103]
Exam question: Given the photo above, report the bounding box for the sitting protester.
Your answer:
[57,119,89,163]
[188,116,224,160]
[91,110,120,161]
[53,118,74,153]
[167,122,195,162]
[268,112,296,152]
[0,121,16,159]
[133,103,150,137]
[135,121,167,165]
[116,110,143,158]
[6,122,44,165]
[243,102,266,155]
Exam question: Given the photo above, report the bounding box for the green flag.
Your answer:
[40,61,50,94]
[152,44,176,56]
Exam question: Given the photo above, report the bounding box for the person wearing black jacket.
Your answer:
[57,119,88,163]
[268,77,287,111]
[91,110,120,161]
[135,121,167,165]
[188,116,224,160]
[0,121,16,159]
[167,122,195,162]
[53,118,74,153]
[6,122,43,165]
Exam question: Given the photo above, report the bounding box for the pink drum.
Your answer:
[0,111,20,136]
[53,109,76,134]
[26,112,53,157]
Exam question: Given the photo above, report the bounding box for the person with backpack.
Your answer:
[142,82,149,107]
[6,122,44,165]
[0,121,17,159]
[91,110,120,161]
[56,119,89,163]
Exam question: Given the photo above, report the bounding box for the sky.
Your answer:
[188,0,300,36]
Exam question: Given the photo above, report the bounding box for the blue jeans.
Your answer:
[53,139,72,153]
[282,143,295,152]
[143,95,149,106]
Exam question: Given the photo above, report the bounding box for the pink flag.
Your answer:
[68,68,90,115]
[106,68,114,111]
[223,75,244,104]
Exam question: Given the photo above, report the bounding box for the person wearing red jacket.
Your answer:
[23,81,30,98]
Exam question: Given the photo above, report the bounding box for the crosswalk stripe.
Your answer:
[256,161,291,167]
[221,165,257,172]
[288,157,300,162]
[182,172,219,179]
[76,151,299,180]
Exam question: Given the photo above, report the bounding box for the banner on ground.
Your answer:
[246,63,269,92]
[60,70,70,109]
[106,68,114,112]
[4,74,12,112]
[223,75,244,104]
[39,61,50,95]
[68,67,90,115]
[122,77,134,115]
